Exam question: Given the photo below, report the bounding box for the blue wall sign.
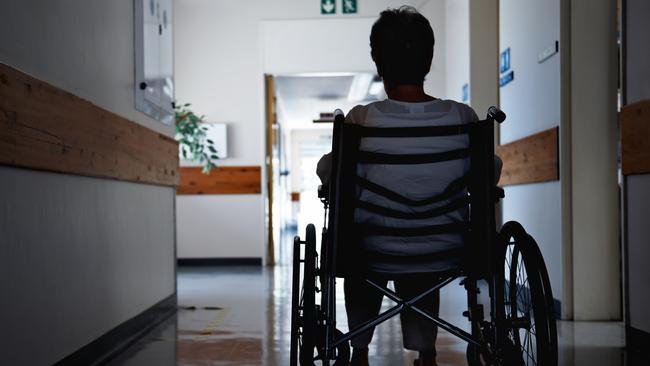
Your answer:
[499,71,515,87]
[462,83,469,102]
[500,48,511,74]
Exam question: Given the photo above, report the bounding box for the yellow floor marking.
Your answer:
[194,307,231,340]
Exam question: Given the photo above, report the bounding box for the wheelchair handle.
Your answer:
[318,184,329,201]
[487,106,506,123]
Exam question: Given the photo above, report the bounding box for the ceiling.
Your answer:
[274,73,385,130]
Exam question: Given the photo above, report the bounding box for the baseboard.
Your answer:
[54,293,177,366]
[177,257,262,266]
[554,298,562,319]
[627,326,650,351]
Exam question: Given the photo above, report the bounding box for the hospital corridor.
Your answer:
[1,1,649,365]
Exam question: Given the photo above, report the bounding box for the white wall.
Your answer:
[0,0,174,138]
[174,0,266,258]
[173,0,446,259]
[417,0,447,99]
[499,0,565,311]
[468,0,498,116]
[569,0,619,320]
[500,0,620,320]
[443,0,470,102]
[0,167,175,365]
[262,18,376,75]
[0,1,177,363]
[176,195,263,258]
[500,0,561,143]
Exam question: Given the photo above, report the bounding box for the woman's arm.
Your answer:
[315,106,365,185]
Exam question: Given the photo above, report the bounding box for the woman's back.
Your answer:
[348,98,478,259]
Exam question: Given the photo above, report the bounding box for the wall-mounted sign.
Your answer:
[462,83,469,102]
[205,123,228,159]
[500,48,511,74]
[321,0,336,14]
[500,71,515,87]
[135,0,174,125]
[538,41,559,64]
[343,0,358,14]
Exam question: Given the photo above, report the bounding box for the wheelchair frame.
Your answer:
[290,107,558,366]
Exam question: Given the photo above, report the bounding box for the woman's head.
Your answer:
[370,6,435,87]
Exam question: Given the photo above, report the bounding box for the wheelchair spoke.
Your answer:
[527,332,537,364]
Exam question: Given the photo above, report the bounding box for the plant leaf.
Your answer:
[174,102,218,172]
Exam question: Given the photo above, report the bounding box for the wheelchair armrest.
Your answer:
[318,185,329,203]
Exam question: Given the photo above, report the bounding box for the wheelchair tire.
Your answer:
[300,224,318,365]
[525,233,559,363]
[499,221,557,366]
[290,236,302,366]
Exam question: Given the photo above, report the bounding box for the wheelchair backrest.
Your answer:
[326,108,502,278]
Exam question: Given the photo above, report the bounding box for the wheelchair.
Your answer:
[290,107,558,365]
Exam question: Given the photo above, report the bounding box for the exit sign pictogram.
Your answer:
[343,0,357,14]
[321,0,335,14]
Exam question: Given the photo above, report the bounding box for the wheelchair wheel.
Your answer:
[300,224,318,365]
[500,221,557,366]
[290,236,300,365]
[290,225,318,366]
[526,233,558,363]
[291,224,349,365]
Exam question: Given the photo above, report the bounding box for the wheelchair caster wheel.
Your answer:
[314,328,350,365]
[467,341,524,366]
[466,343,488,366]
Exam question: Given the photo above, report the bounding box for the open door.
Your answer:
[265,74,277,265]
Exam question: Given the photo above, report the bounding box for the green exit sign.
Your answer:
[342,0,357,14]
[321,0,335,14]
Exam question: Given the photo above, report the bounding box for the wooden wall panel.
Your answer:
[0,63,179,186]
[496,127,559,186]
[621,100,650,175]
[177,166,261,195]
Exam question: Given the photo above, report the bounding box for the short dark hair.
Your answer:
[370,6,435,86]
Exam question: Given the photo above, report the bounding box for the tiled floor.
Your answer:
[107,265,648,366]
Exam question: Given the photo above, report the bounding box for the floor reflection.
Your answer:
[107,265,648,366]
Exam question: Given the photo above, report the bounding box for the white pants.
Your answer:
[344,276,440,352]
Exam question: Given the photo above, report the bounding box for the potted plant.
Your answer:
[174,103,219,173]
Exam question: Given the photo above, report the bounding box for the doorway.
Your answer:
[264,72,385,265]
